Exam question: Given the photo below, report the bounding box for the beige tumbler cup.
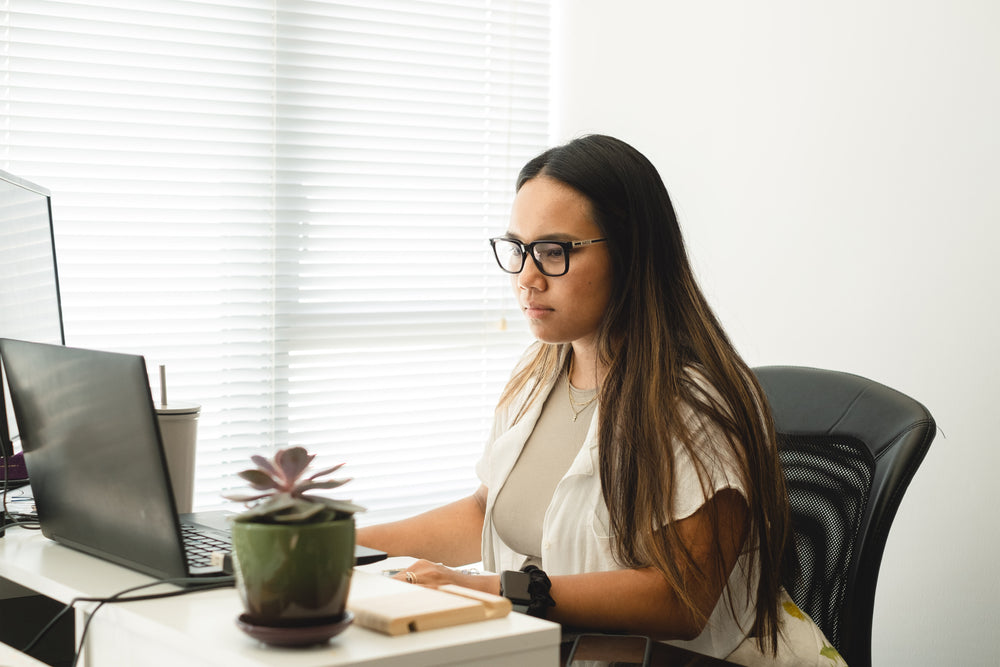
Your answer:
[154,365,200,513]
[156,402,200,514]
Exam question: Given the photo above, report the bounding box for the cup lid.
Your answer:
[155,401,201,415]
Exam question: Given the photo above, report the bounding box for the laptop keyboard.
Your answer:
[181,523,232,568]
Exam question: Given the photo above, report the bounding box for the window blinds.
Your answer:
[2,0,547,524]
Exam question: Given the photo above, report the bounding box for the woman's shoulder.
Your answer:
[671,364,751,495]
[680,362,730,404]
[677,363,736,424]
[678,362,766,429]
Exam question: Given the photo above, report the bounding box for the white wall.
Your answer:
[552,1,1000,664]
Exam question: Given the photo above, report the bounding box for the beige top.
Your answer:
[492,371,596,567]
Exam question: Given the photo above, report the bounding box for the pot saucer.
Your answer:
[236,611,353,647]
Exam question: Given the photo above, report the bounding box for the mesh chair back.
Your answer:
[754,366,935,667]
[778,436,873,649]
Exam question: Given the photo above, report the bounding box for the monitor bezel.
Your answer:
[0,168,66,458]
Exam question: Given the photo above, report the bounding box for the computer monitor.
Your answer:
[0,169,66,458]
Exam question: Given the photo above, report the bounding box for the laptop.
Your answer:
[0,338,385,582]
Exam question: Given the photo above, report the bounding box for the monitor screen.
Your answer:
[0,169,66,456]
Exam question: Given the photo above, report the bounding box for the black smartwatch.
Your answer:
[500,566,555,618]
[499,569,532,614]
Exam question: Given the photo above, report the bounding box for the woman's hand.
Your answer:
[394,559,500,595]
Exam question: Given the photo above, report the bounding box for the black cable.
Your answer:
[20,603,74,655]
[70,577,235,667]
[21,575,234,664]
[3,513,40,529]
[1,487,39,531]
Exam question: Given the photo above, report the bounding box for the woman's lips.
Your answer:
[523,303,553,318]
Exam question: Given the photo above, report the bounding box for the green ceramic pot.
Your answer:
[231,517,355,626]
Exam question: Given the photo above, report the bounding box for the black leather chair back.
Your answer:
[754,366,935,667]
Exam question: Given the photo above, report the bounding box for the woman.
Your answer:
[357,135,843,665]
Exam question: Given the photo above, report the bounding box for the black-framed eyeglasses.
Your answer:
[489,237,607,277]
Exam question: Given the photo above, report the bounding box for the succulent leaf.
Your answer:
[273,500,326,522]
[223,446,365,523]
[275,447,313,484]
[237,469,281,490]
[315,496,367,515]
[296,478,350,494]
[249,454,279,478]
[307,462,346,481]
[220,490,273,502]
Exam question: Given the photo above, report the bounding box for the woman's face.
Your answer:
[505,176,613,350]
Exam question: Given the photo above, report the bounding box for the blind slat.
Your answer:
[3,0,548,525]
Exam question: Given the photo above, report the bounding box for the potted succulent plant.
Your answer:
[223,446,365,644]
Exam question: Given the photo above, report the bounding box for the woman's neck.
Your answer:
[568,343,601,390]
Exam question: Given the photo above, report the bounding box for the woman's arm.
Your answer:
[548,488,749,640]
[356,484,488,567]
[372,488,747,642]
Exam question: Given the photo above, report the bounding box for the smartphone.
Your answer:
[565,633,652,666]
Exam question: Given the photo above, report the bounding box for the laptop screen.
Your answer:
[0,339,191,579]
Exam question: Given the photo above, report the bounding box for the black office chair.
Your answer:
[754,366,935,667]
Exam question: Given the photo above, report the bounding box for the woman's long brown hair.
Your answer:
[497,135,794,653]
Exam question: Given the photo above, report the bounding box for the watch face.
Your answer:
[500,570,532,603]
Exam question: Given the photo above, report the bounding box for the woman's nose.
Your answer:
[516,256,547,291]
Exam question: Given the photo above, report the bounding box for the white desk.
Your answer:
[0,526,561,666]
[0,641,49,667]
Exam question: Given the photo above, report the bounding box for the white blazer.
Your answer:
[475,360,757,659]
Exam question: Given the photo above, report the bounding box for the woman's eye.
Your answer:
[537,245,564,259]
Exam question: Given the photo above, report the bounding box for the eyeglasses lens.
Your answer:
[494,240,525,273]
[532,243,566,276]
[493,240,569,276]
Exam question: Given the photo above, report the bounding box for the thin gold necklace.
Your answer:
[566,357,597,422]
